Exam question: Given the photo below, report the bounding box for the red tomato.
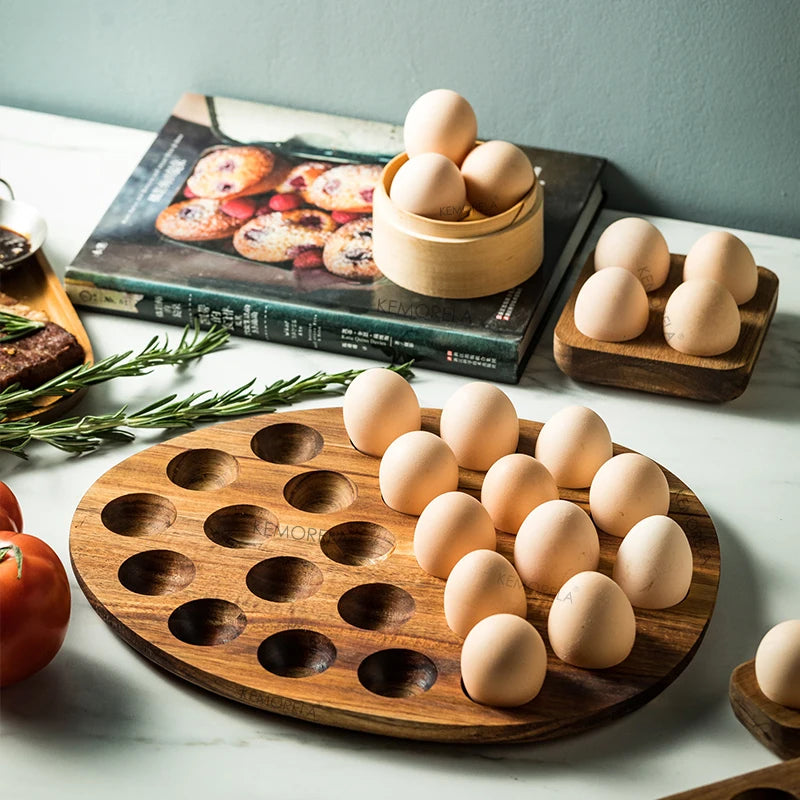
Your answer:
[0,482,22,531]
[0,532,71,687]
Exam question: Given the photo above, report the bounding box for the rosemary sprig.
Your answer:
[0,323,230,419]
[0,362,414,456]
[0,311,46,343]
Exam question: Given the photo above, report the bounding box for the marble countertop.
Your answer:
[1,104,798,800]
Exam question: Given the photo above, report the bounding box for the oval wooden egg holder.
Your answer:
[730,659,800,760]
[70,407,720,743]
[372,153,544,299]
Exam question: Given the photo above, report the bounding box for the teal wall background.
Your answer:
[3,0,799,237]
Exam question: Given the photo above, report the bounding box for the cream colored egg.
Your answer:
[379,430,458,515]
[444,549,527,637]
[481,454,558,533]
[755,620,800,709]
[534,405,613,488]
[461,614,547,707]
[390,153,467,221]
[548,571,636,669]
[589,453,670,538]
[612,515,693,609]
[439,382,519,470]
[414,491,496,579]
[663,278,741,356]
[594,217,671,291]
[683,230,758,305]
[460,140,535,216]
[343,368,420,456]
[574,267,650,342]
[514,500,600,594]
[403,89,478,166]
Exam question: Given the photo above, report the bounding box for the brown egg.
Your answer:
[574,268,650,342]
[439,382,519,470]
[403,89,478,166]
[755,620,800,709]
[683,230,758,305]
[460,140,535,216]
[379,431,458,515]
[663,278,741,356]
[444,549,527,637]
[461,614,547,707]
[594,217,671,291]
[589,453,670,537]
[612,515,693,609]
[390,153,467,221]
[413,491,496,579]
[481,454,558,534]
[534,405,613,488]
[548,571,636,669]
[514,500,600,594]
[343,368,420,456]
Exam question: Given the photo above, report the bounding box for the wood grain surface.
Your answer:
[730,659,800,760]
[554,251,779,402]
[658,757,800,799]
[0,249,93,421]
[70,407,720,743]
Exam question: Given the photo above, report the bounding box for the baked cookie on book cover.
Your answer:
[305,164,382,212]
[233,209,336,263]
[275,161,331,195]
[322,217,379,280]
[156,198,245,241]
[186,146,288,199]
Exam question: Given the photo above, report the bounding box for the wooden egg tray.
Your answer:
[554,251,779,402]
[70,407,720,743]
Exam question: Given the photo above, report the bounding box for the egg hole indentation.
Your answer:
[118,550,195,595]
[320,521,395,566]
[358,649,437,698]
[338,583,415,631]
[204,504,278,548]
[101,493,177,537]
[246,556,323,603]
[168,598,246,646]
[251,423,324,465]
[257,629,336,678]
[730,791,799,800]
[166,448,238,491]
[283,470,356,514]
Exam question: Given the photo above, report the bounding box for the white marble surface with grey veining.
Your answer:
[1,105,798,800]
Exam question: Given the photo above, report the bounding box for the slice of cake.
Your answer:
[0,293,85,391]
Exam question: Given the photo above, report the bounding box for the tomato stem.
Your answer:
[0,542,23,578]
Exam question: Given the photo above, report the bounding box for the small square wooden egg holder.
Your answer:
[372,152,544,299]
[70,406,720,743]
[554,251,779,402]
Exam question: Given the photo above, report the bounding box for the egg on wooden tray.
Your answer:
[439,382,519,470]
[343,368,420,456]
[683,230,758,305]
[514,500,600,595]
[461,614,547,707]
[663,278,741,356]
[548,571,637,669]
[754,620,800,710]
[593,216,671,291]
[612,515,693,609]
[534,405,613,488]
[573,267,650,342]
[413,491,496,579]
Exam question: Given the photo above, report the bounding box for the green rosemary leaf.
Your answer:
[0,311,46,343]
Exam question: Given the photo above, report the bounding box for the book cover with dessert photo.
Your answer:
[66,93,604,382]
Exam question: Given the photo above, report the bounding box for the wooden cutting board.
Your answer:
[70,406,720,743]
[554,252,779,402]
[0,249,93,421]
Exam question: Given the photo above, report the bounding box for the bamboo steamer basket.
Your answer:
[372,152,544,299]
